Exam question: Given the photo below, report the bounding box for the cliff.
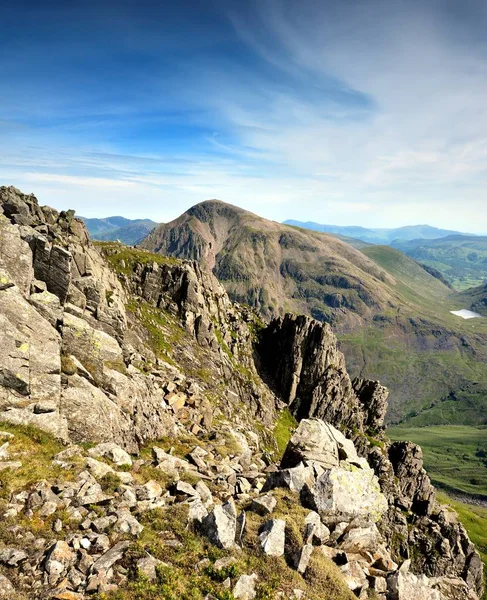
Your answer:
[0,186,483,600]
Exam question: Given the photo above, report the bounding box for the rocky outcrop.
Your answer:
[0,186,277,449]
[258,313,388,438]
[0,186,483,600]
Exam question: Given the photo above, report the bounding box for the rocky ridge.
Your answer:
[0,186,483,599]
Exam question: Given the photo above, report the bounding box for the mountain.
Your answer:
[391,235,487,290]
[141,200,487,427]
[0,185,483,600]
[284,220,472,245]
[80,215,157,245]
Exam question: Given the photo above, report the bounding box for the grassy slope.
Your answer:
[392,235,487,290]
[388,425,487,497]
[340,246,487,423]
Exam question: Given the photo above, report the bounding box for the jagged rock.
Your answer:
[86,457,115,479]
[202,500,237,549]
[115,510,144,536]
[44,541,75,584]
[353,379,389,431]
[0,547,28,567]
[293,544,313,574]
[339,560,368,592]
[88,442,132,467]
[339,525,381,553]
[258,314,387,434]
[136,554,167,580]
[258,519,286,556]
[137,479,163,501]
[304,511,330,545]
[188,498,209,524]
[92,540,130,573]
[0,573,15,597]
[304,465,387,526]
[233,573,258,599]
[388,442,436,516]
[29,290,63,327]
[251,493,277,516]
[281,418,339,469]
[281,418,360,470]
[388,562,442,600]
[262,462,315,494]
[152,447,196,473]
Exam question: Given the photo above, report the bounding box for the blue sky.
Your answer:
[1,0,487,231]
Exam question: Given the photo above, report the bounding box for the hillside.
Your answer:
[141,200,487,426]
[391,235,487,290]
[1,185,484,599]
[284,220,470,245]
[141,200,399,327]
[458,283,487,316]
[80,215,157,245]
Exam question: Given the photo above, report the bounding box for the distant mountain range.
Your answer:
[283,221,474,245]
[80,216,157,245]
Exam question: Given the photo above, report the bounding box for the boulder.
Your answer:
[202,500,237,549]
[304,465,387,526]
[88,442,132,467]
[262,463,315,494]
[281,418,340,469]
[304,511,330,545]
[233,573,258,599]
[251,493,277,516]
[258,519,286,557]
[293,544,313,574]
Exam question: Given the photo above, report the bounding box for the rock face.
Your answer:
[0,186,483,600]
[0,186,277,450]
[258,313,389,437]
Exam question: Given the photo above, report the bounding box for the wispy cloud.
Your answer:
[1,0,487,231]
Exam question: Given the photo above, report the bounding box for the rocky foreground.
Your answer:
[0,186,484,599]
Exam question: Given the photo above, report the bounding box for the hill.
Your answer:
[80,215,157,245]
[141,200,487,426]
[1,185,483,600]
[284,220,470,245]
[391,235,487,290]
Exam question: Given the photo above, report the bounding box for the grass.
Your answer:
[126,297,185,366]
[95,241,180,276]
[273,409,298,458]
[388,425,487,497]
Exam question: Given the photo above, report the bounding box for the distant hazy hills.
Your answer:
[285,220,486,289]
[80,216,157,245]
[284,219,470,245]
[141,199,487,425]
[391,235,487,290]
[284,220,472,244]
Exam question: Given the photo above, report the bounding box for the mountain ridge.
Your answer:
[284,220,476,244]
[0,185,484,600]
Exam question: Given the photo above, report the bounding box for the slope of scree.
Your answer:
[0,186,483,600]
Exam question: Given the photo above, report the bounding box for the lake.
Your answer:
[450,309,483,320]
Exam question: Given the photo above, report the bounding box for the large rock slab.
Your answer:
[259,519,285,556]
[304,465,387,526]
[202,500,237,549]
[281,418,359,469]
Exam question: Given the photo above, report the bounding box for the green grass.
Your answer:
[273,409,298,458]
[388,425,487,496]
[95,241,179,276]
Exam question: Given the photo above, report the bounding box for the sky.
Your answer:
[1,0,487,232]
